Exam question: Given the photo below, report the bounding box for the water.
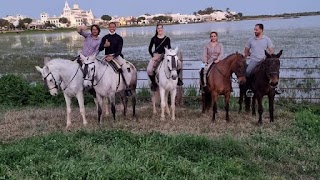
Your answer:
[0,16,319,100]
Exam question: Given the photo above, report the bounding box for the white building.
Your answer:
[40,1,95,28]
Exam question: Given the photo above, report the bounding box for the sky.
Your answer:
[0,0,319,19]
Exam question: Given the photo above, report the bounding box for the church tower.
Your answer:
[63,1,71,17]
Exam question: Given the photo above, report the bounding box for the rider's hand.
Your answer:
[214,60,220,63]
[105,55,113,62]
[104,40,110,47]
[77,25,87,32]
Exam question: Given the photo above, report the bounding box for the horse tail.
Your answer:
[202,88,212,112]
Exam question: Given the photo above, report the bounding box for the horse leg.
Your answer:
[257,96,263,125]
[165,91,171,116]
[96,95,103,124]
[109,93,116,121]
[131,90,137,120]
[151,91,157,114]
[159,87,166,120]
[76,91,87,126]
[252,95,256,116]
[120,91,128,116]
[63,93,72,128]
[211,92,218,123]
[104,97,110,116]
[170,89,177,120]
[238,85,244,113]
[225,93,230,122]
[268,93,275,122]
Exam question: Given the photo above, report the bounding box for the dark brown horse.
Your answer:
[239,50,282,124]
[202,53,247,122]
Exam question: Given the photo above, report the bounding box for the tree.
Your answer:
[226,8,230,12]
[130,17,137,24]
[0,18,9,27]
[44,21,56,28]
[101,15,112,21]
[137,16,146,22]
[144,13,151,16]
[16,19,25,29]
[22,18,32,24]
[237,13,243,17]
[59,17,68,24]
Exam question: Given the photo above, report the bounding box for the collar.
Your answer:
[254,35,265,40]
[109,31,116,35]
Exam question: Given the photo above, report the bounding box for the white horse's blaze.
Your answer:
[35,59,87,128]
[152,47,180,120]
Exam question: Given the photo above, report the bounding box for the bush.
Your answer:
[0,74,31,106]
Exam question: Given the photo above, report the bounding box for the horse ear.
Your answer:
[165,47,169,54]
[79,53,86,61]
[265,50,271,58]
[174,47,179,53]
[35,66,43,73]
[44,57,51,65]
[276,50,283,58]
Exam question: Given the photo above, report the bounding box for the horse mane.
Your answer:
[223,52,244,61]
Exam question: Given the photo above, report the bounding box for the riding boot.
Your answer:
[245,76,254,97]
[275,86,282,95]
[177,69,184,86]
[148,75,158,91]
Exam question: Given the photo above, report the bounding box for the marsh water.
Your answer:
[0,16,319,100]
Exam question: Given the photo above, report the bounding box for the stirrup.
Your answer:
[246,89,254,98]
[125,89,132,97]
[151,84,158,91]
[275,87,282,95]
[177,79,184,86]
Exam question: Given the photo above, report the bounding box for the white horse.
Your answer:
[80,54,137,123]
[152,47,180,120]
[35,58,87,128]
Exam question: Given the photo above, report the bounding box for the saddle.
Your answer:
[153,54,165,71]
[108,59,122,73]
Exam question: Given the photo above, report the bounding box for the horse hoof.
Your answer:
[160,117,165,121]
[171,117,175,121]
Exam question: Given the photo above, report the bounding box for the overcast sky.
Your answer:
[0,0,318,19]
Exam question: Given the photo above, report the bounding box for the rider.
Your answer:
[99,22,131,96]
[244,23,282,97]
[77,24,101,59]
[77,24,101,96]
[147,24,183,91]
[201,31,224,88]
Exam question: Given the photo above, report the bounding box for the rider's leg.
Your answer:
[147,55,161,91]
[114,56,132,96]
[245,61,259,97]
[176,60,183,86]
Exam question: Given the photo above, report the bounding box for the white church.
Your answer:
[40,1,95,27]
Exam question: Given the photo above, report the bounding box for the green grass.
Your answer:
[0,106,319,179]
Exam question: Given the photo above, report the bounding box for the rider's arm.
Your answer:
[99,36,107,52]
[217,43,224,61]
[114,36,123,57]
[77,26,89,38]
[244,47,250,58]
[202,44,208,64]
[267,37,274,54]
[167,37,171,49]
[148,37,154,57]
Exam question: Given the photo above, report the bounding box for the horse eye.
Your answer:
[91,68,94,70]
[49,79,53,82]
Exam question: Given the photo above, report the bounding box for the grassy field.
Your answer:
[0,102,319,179]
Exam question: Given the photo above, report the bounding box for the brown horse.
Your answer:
[202,53,247,122]
[239,50,282,124]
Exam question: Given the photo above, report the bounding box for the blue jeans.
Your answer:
[246,60,260,77]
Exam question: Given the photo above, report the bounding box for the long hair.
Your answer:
[154,24,163,38]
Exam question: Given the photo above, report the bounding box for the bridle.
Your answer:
[164,54,178,79]
[43,71,59,91]
[82,58,108,87]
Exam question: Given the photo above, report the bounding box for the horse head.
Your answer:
[231,53,247,85]
[35,59,60,96]
[164,47,179,80]
[79,53,96,88]
[264,50,282,87]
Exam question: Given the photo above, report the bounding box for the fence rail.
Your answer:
[0,56,319,103]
